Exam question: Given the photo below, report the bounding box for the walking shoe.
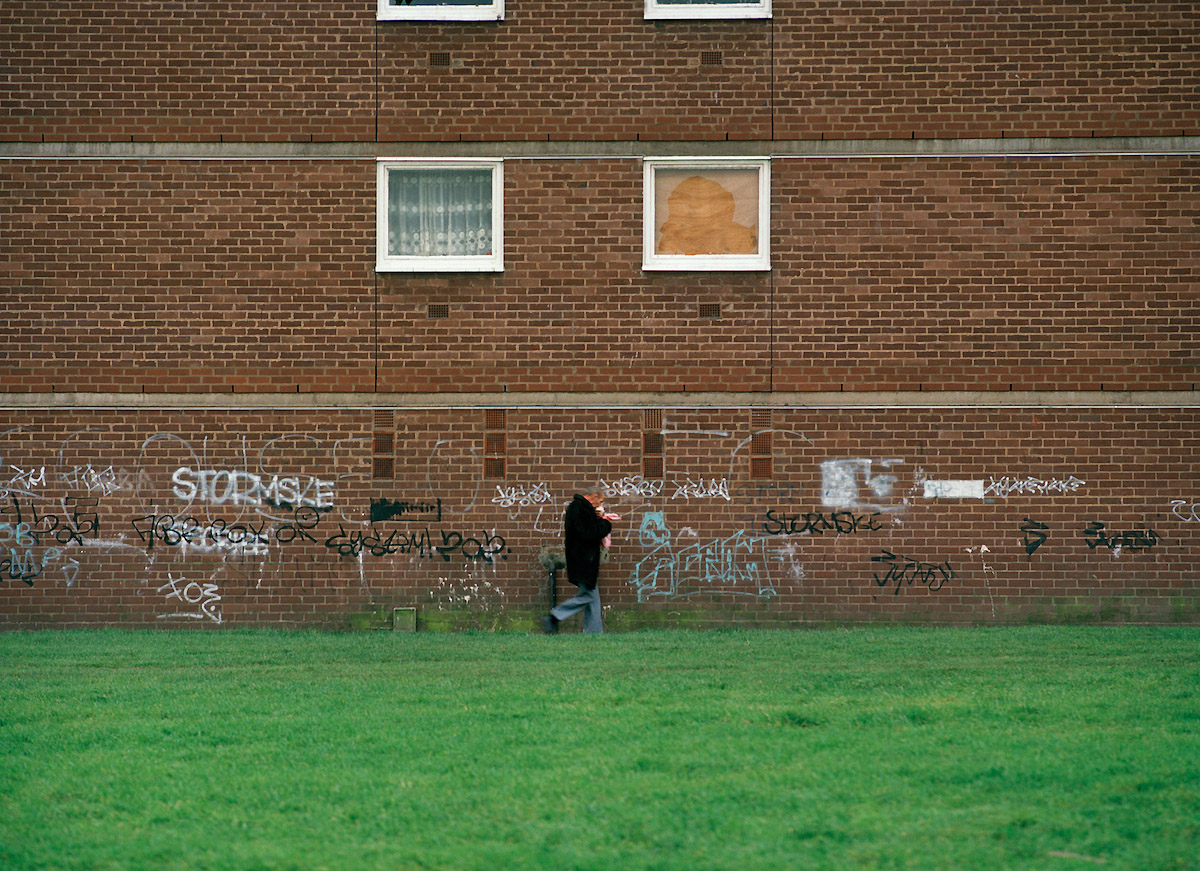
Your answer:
[541,614,559,635]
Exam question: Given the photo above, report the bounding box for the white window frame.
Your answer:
[377,0,503,23]
[645,0,770,21]
[643,157,770,272]
[376,158,504,274]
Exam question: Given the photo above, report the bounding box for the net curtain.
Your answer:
[388,169,493,258]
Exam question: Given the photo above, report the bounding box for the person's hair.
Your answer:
[579,484,605,498]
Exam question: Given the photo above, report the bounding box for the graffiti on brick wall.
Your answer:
[1,417,1194,626]
[871,550,953,596]
[1170,500,1200,523]
[371,497,443,523]
[985,475,1086,498]
[490,483,552,509]
[324,524,510,563]
[0,494,99,585]
[820,458,909,513]
[1083,521,1161,555]
[629,510,777,602]
[157,572,223,625]
[170,467,335,512]
[762,508,883,537]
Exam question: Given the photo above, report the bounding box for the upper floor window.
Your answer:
[377,0,503,22]
[645,0,770,20]
[377,159,504,273]
[643,157,770,272]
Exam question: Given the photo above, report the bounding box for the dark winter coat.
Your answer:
[563,494,612,591]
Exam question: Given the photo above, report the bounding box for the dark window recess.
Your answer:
[428,303,450,319]
[700,51,723,66]
[430,52,452,68]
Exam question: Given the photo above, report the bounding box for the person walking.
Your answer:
[542,485,618,634]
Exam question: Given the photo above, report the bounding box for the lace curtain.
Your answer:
[388,169,493,258]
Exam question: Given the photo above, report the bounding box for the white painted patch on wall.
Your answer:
[923,480,985,499]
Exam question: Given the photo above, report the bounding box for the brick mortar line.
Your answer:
[2,391,1198,410]
[2,136,1198,161]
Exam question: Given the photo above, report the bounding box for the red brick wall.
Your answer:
[1,159,375,393]
[4,155,1197,394]
[4,1,1195,143]
[1,1,376,143]
[2,407,1196,629]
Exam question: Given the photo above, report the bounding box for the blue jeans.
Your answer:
[551,585,603,633]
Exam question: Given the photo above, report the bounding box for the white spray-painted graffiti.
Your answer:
[170,467,335,511]
[491,482,553,508]
[671,477,731,501]
[156,572,223,624]
[985,475,1086,498]
[820,458,908,513]
[601,475,665,499]
[1169,500,1200,523]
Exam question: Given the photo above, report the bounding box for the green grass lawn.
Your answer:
[1,626,1197,871]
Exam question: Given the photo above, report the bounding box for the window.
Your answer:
[378,0,503,22]
[377,159,503,273]
[645,0,770,21]
[643,157,770,271]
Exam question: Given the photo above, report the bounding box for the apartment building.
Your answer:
[2,1,1198,628]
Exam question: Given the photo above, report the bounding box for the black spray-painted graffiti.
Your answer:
[762,509,883,537]
[0,495,99,585]
[131,508,327,554]
[324,525,510,563]
[1020,517,1050,557]
[370,497,442,524]
[871,550,953,596]
[1083,522,1161,553]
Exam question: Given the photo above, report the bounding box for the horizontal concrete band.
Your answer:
[2,136,1198,161]
[3,391,1199,411]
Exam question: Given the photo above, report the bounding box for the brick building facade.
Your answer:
[2,1,1198,629]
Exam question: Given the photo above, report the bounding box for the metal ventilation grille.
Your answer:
[428,303,450,319]
[373,456,394,480]
[372,409,395,480]
[699,303,722,319]
[484,409,506,480]
[700,51,723,66]
[750,425,773,480]
[430,52,451,68]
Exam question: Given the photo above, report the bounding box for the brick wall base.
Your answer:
[1,406,1196,630]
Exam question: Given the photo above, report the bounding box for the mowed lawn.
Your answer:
[1,627,1197,871]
